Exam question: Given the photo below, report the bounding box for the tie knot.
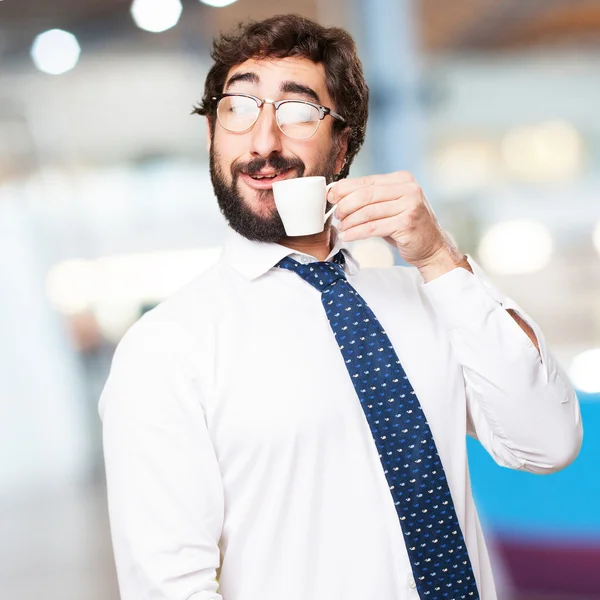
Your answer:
[277,253,347,293]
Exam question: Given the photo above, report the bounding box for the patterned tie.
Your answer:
[277,252,479,599]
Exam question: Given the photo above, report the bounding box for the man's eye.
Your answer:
[232,106,254,115]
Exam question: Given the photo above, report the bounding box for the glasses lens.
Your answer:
[217,96,259,132]
[277,101,320,139]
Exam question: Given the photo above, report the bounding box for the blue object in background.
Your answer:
[468,392,600,596]
[468,392,599,539]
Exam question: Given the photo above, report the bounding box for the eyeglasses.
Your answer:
[212,93,346,140]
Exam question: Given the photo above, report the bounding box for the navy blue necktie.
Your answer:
[277,252,479,599]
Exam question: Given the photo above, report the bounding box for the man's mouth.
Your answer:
[240,168,296,190]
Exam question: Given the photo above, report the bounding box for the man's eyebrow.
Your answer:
[225,72,259,89]
[280,81,320,103]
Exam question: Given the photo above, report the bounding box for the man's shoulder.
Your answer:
[117,260,232,354]
[153,260,224,319]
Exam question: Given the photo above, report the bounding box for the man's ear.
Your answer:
[334,128,351,175]
[206,117,212,153]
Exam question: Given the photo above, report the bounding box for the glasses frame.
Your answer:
[212,93,346,139]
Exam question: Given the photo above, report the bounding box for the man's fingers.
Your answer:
[334,182,418,221]
[338,199,404,232]
[329,171,416,203]
[339,214,400,243]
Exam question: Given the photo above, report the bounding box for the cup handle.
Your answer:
[323,181,338,223]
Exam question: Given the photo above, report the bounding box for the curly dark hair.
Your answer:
[192,14,369,180]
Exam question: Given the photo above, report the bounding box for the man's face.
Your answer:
[208,57,347,242]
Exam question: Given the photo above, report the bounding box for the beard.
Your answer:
[210,146,338,243]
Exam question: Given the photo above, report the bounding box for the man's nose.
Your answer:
[248,104,283,158]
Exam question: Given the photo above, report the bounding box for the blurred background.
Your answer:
[1,0,599,598]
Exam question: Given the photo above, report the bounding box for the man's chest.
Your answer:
[197,282,467,463]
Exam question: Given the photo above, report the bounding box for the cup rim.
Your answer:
[272,175,325,189]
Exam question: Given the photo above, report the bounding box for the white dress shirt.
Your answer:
[100,227,582,600]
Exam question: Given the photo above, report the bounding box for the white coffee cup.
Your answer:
[272,176,337,237]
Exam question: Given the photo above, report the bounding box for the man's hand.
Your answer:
[329,171,467,282]
[329,171,540,351]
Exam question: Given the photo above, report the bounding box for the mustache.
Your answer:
[232,155,306,178]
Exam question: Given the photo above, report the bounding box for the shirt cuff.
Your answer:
[421,255,507,331]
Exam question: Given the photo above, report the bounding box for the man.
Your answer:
[100,14,582,600]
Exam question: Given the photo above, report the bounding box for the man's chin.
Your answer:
[240,186,276,214]
[233,217,286,243]
[225,193,286,242]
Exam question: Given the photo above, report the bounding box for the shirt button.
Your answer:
[408,576,417,589]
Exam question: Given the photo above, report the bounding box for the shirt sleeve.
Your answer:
[422,256,583,474]
[99,318,224,600]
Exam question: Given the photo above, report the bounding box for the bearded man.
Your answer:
[100,14,582,600]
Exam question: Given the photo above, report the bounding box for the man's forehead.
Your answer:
[226,57,327,90]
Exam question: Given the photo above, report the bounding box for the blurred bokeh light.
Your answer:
[200,0,240,7]
[570,348,600,394]
[130,0,183,33]
[477,220,554,275]
[501,120,584,182]
[30,29,81,75]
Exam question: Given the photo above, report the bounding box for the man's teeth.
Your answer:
[251,173,278,180]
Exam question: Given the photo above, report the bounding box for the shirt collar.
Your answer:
[222,226,360,281]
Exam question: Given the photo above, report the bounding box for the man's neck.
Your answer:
[278,227,333,262]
